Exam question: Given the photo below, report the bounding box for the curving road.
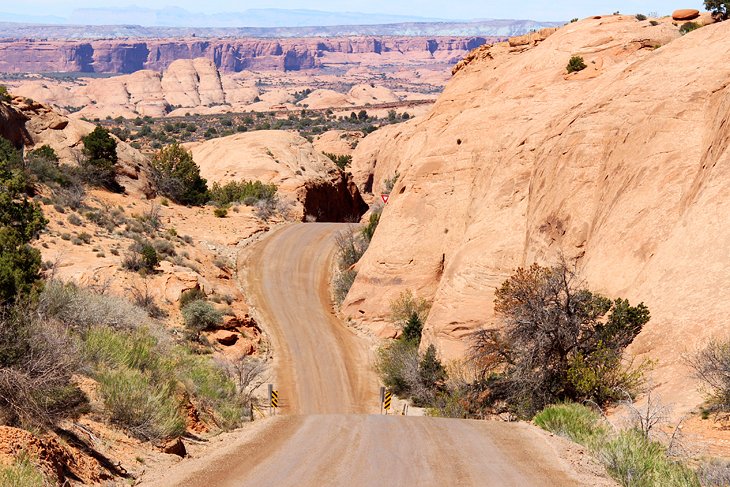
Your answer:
[144,224,597,487]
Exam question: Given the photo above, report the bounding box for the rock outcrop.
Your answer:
[186,130,367,222]
[0,37,493,74]
[0,96,153,196]
[344,15,730,412]
[672,9,701,21]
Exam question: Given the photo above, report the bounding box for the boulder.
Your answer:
[211,329,239,346]
[672,9,700,21]
[161,437,186,457]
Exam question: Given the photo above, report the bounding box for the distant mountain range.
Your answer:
[0,18,562,40]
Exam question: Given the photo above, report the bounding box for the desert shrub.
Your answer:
[323,152,352,170]
[383,171,400,193]
[97,366,184,441]
[390,289,431,329]
[635,14,647,21]
[177,356,246,429]
[534,403,608,446]
[150,144,209,205]
[705,0,730,20]
[37,280,148,331]
[566,55,587,73]
[81,126,121,191]
[179,288,206,309]
[182,300,222,338]
[0,454,47,487]
[650,20,659,26]
[129,280,165,318]
[698,459,730,486]
[469,262,650,417]
[209,180,277,206]
[0,85,10,102]
[680,22,701,34]
[375,339,446,407]
[333,269,357,305]
[214,206,228,218]
[122,242,160,273]
[688,340,730,414]
[534,403,699,487]
[600,429,699,487]
[361,208,381,242]
[0,305,87,428]
[0,138,47,303]
[153,238,176,258]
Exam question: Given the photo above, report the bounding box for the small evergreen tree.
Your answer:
[81,126,121,191]
[419,344,447,390]
[150,144,209,205]
[401,311,423,345]
[0,138,47,303]
[705,0,730,19]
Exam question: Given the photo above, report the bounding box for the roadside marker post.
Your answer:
[271,389,279,415]
[379,386,385,415]
[268,384,273,416]
[383,391,392,414]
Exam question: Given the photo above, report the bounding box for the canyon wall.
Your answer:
[0,36,494,73]
[344,15,730,412]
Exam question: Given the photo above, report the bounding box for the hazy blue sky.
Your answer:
[2,1,703,22]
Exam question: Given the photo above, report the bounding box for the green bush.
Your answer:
[97,366,184,441]
[209,180,277,206]
[534,403,608,446]
[0,85,10,103]
[566,55,587,73]
[600,430,699,487]
[705,0,730,19]
[0,137,47,303]
[333,268,357,305]
[375,339,446,407]
[150,144,209,205]
[323,152,352,170]
[679,22,701,35]
[0,454,46,487]
[635,14,647,21]
[179,288,206,309]
[182,300,222,338]
[122,242,160,273]
[81,126,121,191]
[38,280,148,331]
[214,206,228,218]
[361,209,381,242]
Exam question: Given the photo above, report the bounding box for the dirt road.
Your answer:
[143,223,606,487]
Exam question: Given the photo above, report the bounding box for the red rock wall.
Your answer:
[0,36,495,74]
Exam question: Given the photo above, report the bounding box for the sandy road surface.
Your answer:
[142,224,602,487]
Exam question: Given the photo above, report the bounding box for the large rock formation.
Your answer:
[0,37,492,74]
[0,95,153,196]
[344,15,729,411]
[186,130,367,222]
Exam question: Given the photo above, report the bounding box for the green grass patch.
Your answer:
[0,454,47,487]
[534,403,699,487]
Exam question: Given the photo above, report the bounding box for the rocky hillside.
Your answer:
[343,13,729,412]
[0,36,492,74]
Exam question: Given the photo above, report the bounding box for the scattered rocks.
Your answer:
[161,437,186,458]
[672,9,700,21]
[211,329,239,346]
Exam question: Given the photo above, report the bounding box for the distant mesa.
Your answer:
[672,9,701,21]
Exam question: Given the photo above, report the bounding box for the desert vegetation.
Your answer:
[96,107,413,154]
[0,134,268,482]
[705,0,730,20]
[566,55,587,73]
[535,403,698,486]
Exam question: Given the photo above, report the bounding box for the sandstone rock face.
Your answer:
[344,16,730,412]
[672,9,701,21]
[0,97,153,197]
[186,130,367,222]
[0,37,494,74]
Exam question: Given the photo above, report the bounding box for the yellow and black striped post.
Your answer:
[383,391,392,414]
[271,389,279,414]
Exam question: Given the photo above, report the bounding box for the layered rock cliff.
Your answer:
[344,14,730,411]
[0,36,492,74]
